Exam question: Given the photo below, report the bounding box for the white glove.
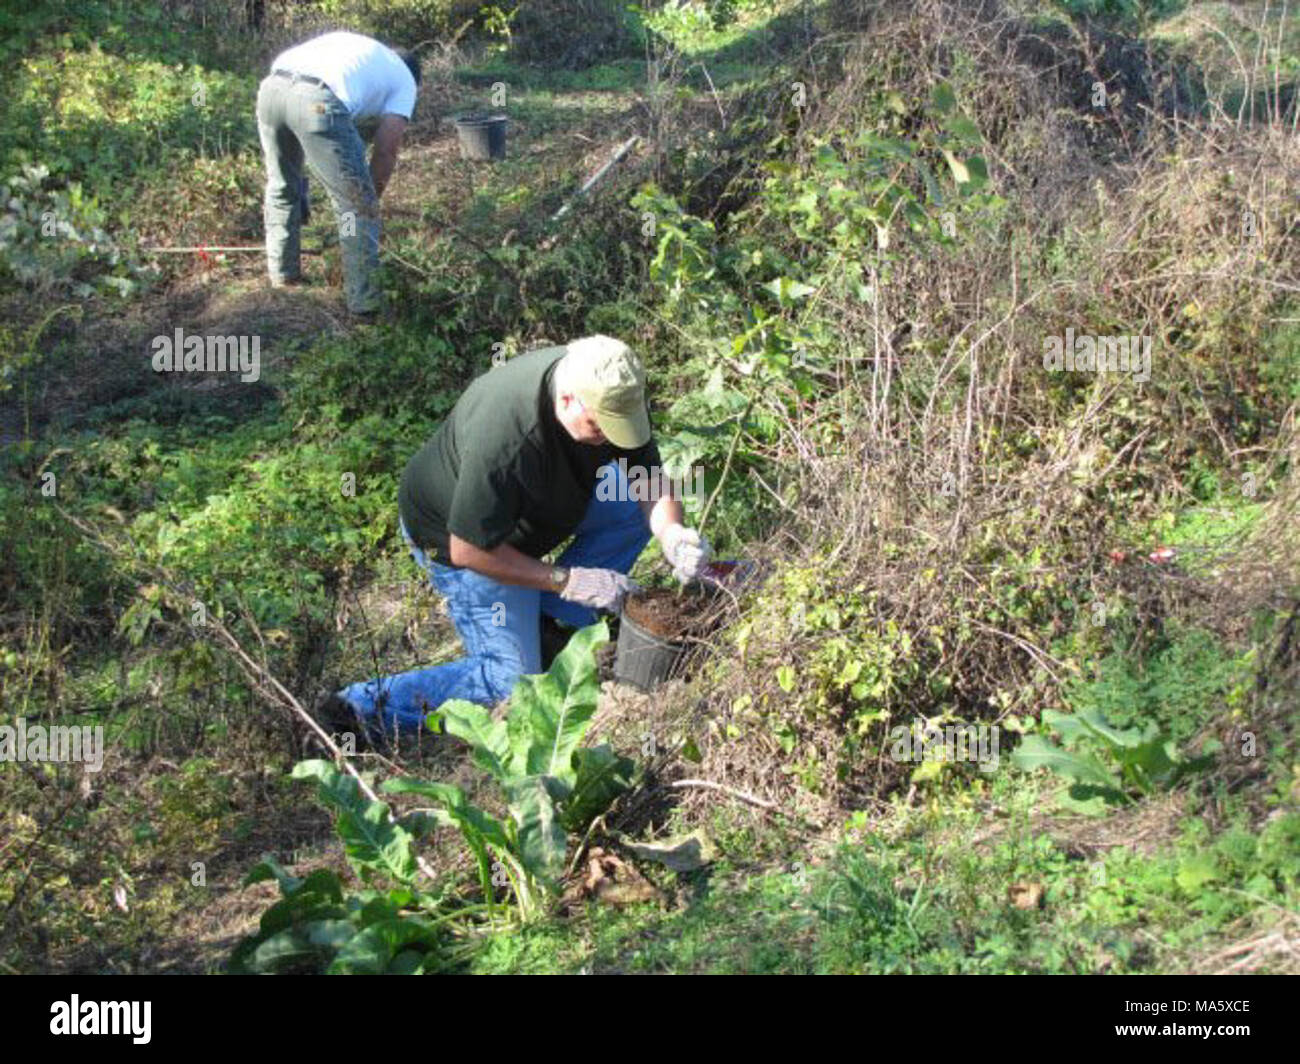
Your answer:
[560,567,637,613]
[661,524,711,583]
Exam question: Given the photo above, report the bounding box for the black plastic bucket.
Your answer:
[613,611,687,692]
[454,114,507,161]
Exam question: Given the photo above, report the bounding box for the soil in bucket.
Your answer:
[615,587,722,691]
[622,587,716,640]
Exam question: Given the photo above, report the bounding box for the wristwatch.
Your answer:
[550,565,569,589]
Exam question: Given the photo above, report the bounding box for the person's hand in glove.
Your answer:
[560,566,637,613]
[661,523,711,583]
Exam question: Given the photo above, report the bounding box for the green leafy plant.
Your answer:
[232,623,629,972]
[0,164,141,295]
[1062,625,1252,744]
[390,620,633,921]
[1011,708,1216,814]
[228,763,477,974]
[227,859,467,975]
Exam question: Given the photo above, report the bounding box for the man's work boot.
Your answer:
[311,692,391,753]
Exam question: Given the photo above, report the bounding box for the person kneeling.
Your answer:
[320,336,710,742]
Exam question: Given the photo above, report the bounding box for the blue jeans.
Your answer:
[256,73,383,313]
[337,466,651,732]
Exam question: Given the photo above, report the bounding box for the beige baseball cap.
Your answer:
[560,335,651,449]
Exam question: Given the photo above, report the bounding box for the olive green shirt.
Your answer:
[398,346,660,564]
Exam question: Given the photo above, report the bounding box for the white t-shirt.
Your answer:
[271,31,417,121]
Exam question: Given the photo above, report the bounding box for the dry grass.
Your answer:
[651,0,1300,819]
[1193,909,1300,974]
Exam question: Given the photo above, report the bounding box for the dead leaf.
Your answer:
[564,846,661,909]
[1008,881,1044,910]
[616,829,715,872]
[593,877,660,906]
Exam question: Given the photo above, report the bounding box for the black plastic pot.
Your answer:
[454,114,508,161]
[613,610,687,692]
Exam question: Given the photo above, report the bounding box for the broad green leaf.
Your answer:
[776,665,796,693]
[504,775,567,883]
[1121,737,1180,791]
[297,868,345,902]
[292,759,362,807]
[356,892,403,926]
[794,189,819,216]
[1009,735,1119,790]
[541,773,573,805]
[836,658,863,686]
[332,914,442,975]
[256,889,349,937]
[539,618,607,709]
[1041,708,1091,745]
[302,918,357,951]
[440,699,509,780]
[244,929,315,972]
[231,886,313,973]
[931,82,956,114]
[505,676,551,777]
[562,744,634,832]
[1074,709,1147,749]
[292,760,416,883]
[336,799,417,885]
[383,777,511,851]
[516,621,608,780]
[327,924,391,975]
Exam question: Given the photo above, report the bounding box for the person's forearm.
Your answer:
[370,148,398,198]
[448,535,558,591]
[640,493,685,540]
